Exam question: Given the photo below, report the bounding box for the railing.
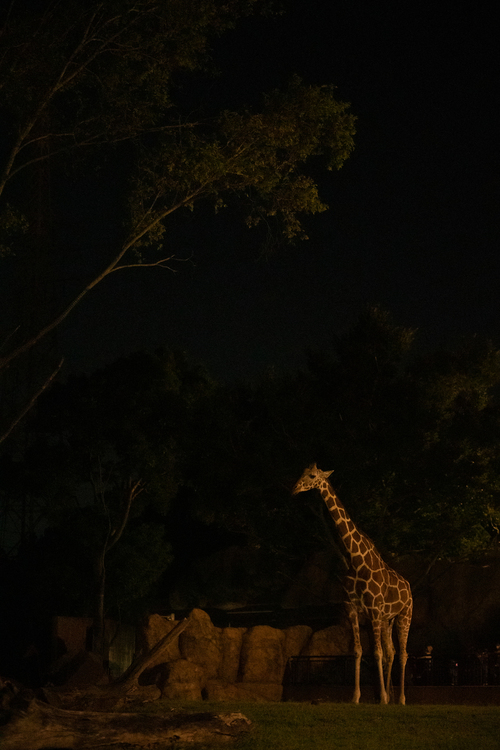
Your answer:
[408,652,500,686]
[285,653,500,687]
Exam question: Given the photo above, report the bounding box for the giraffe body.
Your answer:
[292,464,412,704]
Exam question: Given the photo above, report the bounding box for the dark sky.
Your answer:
[59,0,499,381]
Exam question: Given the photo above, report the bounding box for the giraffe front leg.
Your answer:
[346,603,362,703]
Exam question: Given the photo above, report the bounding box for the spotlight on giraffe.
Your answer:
[292,463,412,705]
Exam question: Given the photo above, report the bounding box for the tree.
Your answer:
[399,337,500,565]
[184,309,500,599]
[13,348,213,656]
[0,0,356,443]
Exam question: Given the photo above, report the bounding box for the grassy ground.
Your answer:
[139,700,500,750]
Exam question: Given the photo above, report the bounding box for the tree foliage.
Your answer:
[3,309,500,614]
[182,308,500,592]
[0,0,356,439]
[6,349,213,623]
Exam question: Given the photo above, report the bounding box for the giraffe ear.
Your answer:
[324,469,334,478]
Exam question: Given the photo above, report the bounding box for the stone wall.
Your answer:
[404,554,500,654]
[137,609,354,702]
[139,551,500,702]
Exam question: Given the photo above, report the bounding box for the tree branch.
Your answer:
[0,186,210,373]
[106,478,144,553]
[115,615,192,689]
[0,357,64,445]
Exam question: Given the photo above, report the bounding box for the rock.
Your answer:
[137,614,182,663]
[47,650,108,688]
[219,627,246,683]
[283,625,313,661]
[179,608,222,680]
[162,681,203,701]
[301,623,352,656]
[204,679,245,701]
[161,659,205,701]
[166,659,205,684]
[204,679,282,702]
[239,626,286,683]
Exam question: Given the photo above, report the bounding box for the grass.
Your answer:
[139,700,500,750]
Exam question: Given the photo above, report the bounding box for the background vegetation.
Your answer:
[2,308,500,626]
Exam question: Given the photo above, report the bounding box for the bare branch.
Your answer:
[111,255,193,272]
[0,325,20,354]
[0,357,64,445]
[0,186,209,373]
[106,478,144,553]
[0,5,147,196]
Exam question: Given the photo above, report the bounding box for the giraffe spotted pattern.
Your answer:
[293,463,413,705]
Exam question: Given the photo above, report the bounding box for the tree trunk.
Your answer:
[0,699,252,749]
[92,551,106,660]
[115,616,192,691]
[91,478,142,661]
[55,616,193,710]
[0,616,252,749]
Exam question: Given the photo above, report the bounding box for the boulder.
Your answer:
[179,608,222,680]
[204,679,282,702]
[161,659,205,701]
[283,625,313,661]
[138,614,182,663]
[239,626,286,683]
[47,650,108,688]
[301,623,352,656]
[219,627,246,683]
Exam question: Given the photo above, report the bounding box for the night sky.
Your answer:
[59,0,499,381]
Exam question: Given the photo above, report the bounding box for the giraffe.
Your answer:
[292,464,412,704]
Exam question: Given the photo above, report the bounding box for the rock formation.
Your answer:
[139,608,352,702]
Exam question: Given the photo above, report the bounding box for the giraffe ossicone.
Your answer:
[292,463,412,705]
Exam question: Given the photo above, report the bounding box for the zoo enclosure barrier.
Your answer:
[285,652,500,687]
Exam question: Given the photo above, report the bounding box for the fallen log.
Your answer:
[41,615,192,711]
[1,616,252,748]
[0,698,252,749]
[116,616,192,690]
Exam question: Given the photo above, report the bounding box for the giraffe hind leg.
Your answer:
[396,611,411,705]
[381,622,396,701]
[372,619,388,704]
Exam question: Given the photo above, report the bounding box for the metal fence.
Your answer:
[408,652,500,686]
[285,652,500,687]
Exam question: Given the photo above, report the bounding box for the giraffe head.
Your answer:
[292,463,334,495]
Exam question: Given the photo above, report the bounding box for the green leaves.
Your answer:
[9,312,500,609]
[0,0,356,398]
[0,204,28,257]
[126,77,355,249]
[187,309,500,576]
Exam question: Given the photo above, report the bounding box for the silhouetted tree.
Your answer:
[0,0,356,443]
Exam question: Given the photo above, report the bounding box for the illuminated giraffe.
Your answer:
[292,464,412,704]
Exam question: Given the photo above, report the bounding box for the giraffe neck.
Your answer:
[319,480,372,560]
